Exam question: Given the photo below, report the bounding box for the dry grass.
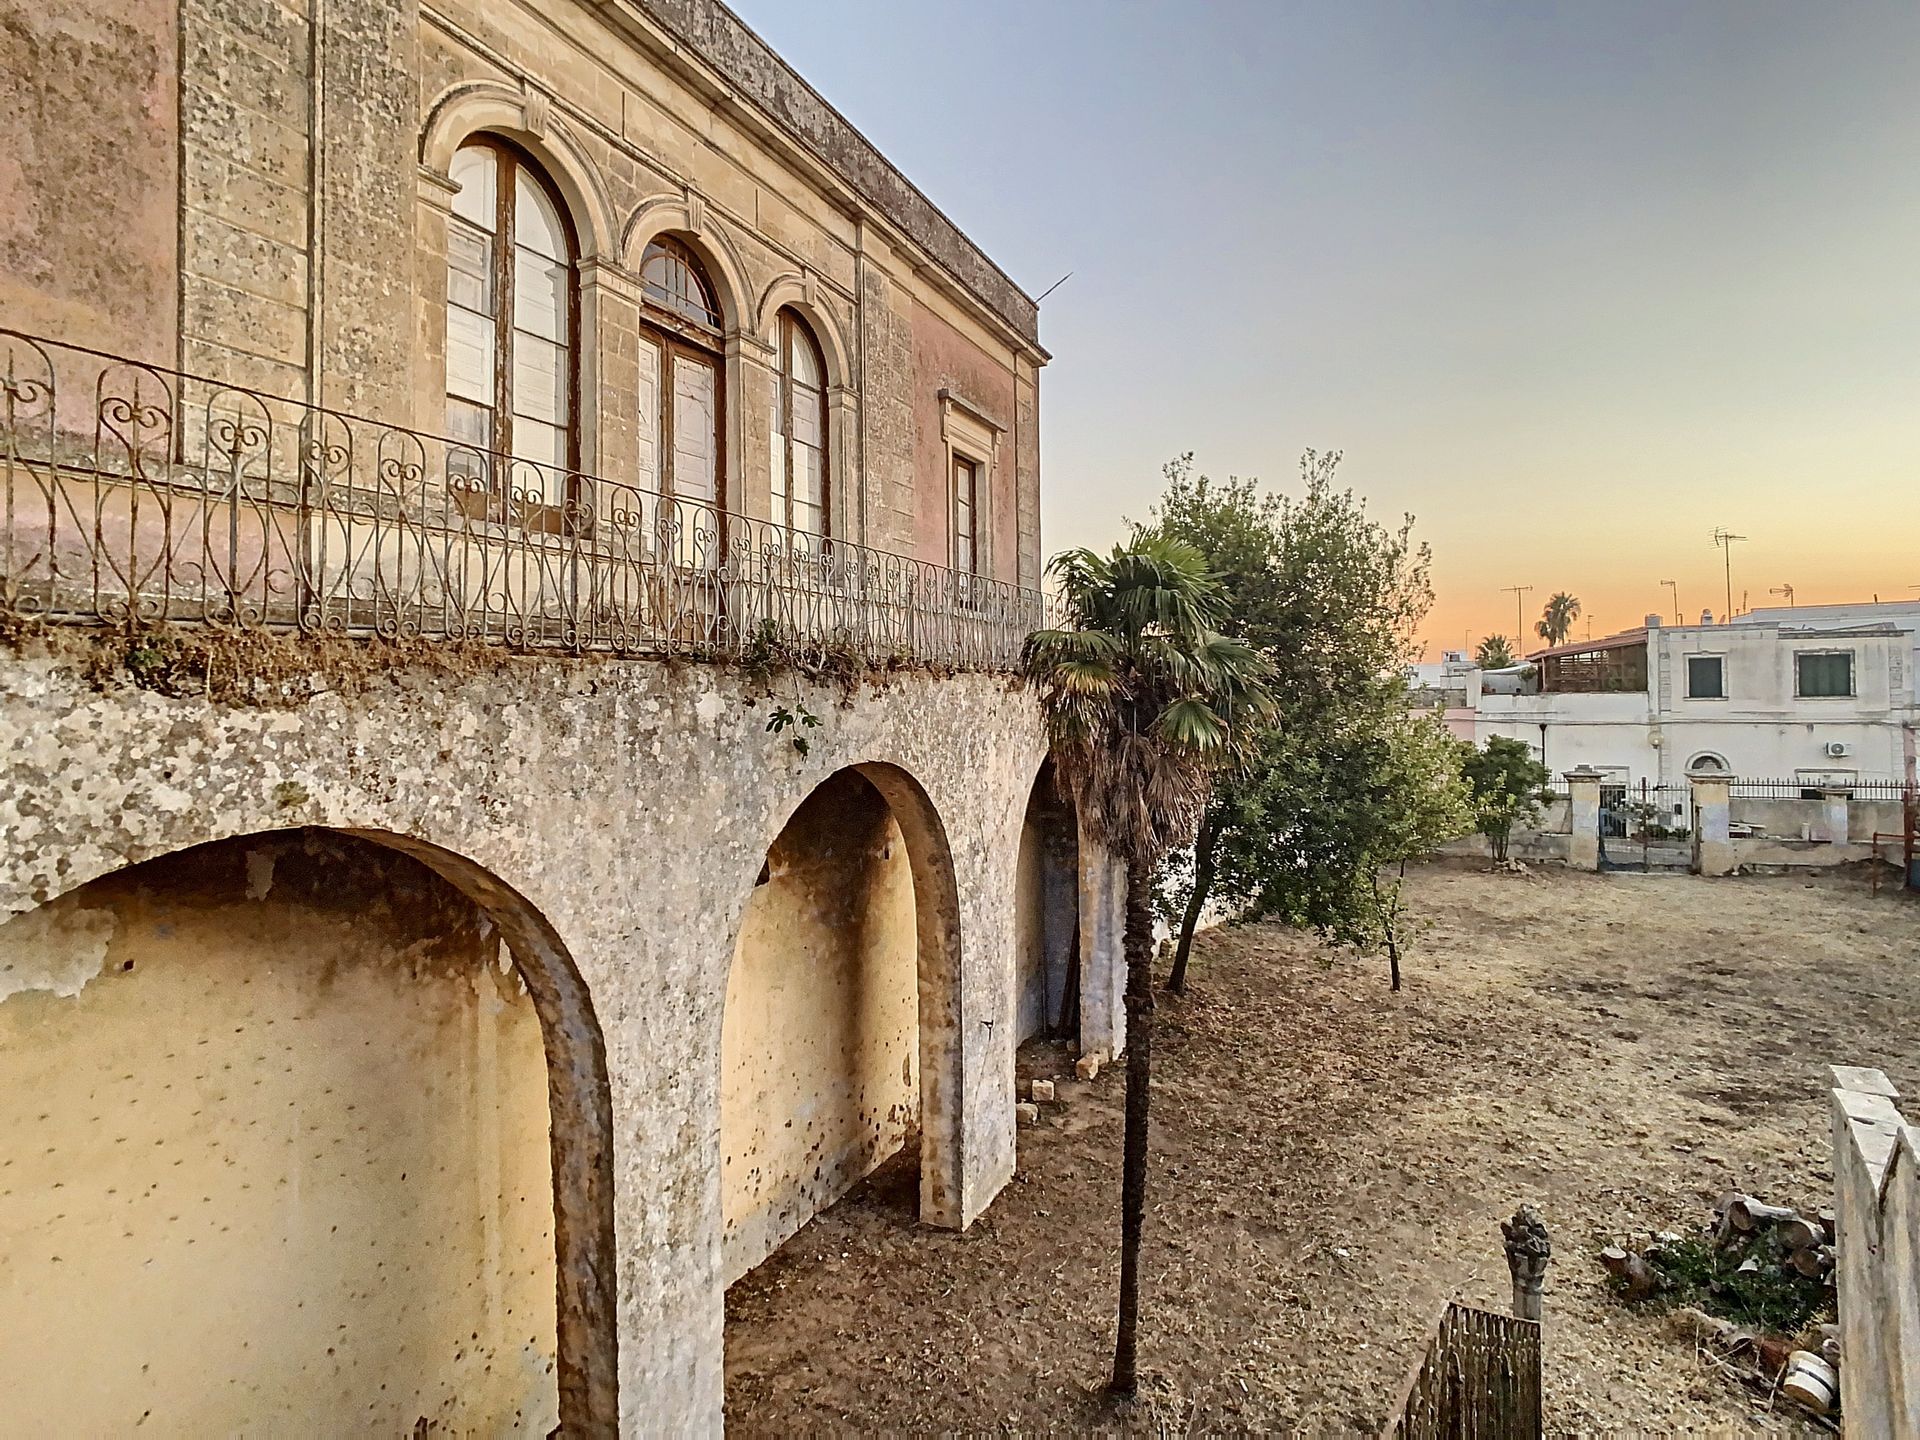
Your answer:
[724,860,1920,1433]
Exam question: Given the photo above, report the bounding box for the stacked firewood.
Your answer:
[1600,1191,1839,1421]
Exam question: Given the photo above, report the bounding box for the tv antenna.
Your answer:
[1660,579,1679,623]
[1501,584,1533,645]
[1711,530,1745,621]
[1769,583,1795,607]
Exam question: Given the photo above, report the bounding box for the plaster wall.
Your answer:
[1013,774,1077,1043]
[0,648,1050,1431]
[0,831,557,1434]
[721,771,916,1284]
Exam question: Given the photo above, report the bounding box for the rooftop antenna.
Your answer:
[1770,583,1795,607]
[1501,584,1533,646]
[1034,270,1074,304]
[1711,529,1746,621]
[1661,579,1679,623]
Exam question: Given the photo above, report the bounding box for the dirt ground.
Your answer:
[723,862,1920,1434]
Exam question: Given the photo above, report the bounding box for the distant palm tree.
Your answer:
[1475,634,1517,668]
[1023,536,1270,1396]
[1535,592,1582,647]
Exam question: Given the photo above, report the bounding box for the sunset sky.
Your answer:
[732,0,1920,657]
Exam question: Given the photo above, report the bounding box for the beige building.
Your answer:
[0,1,1112,1432]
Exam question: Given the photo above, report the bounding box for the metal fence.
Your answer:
[1730,777,1913,801]
[1383,1301,1542,1439]
[0,329,1046,669]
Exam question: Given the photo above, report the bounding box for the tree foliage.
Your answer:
[1459,735,1554,862]
[1475,634,1518,668]
[1021,535,1270,1396]
[1535,591,1581,646]
[1136,450,1452,992]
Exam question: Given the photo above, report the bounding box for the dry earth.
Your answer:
[724,862,1920,1433]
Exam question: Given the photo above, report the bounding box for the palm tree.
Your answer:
[1474,634,1517,668]
[1024,537,1271,1396]
[1535,591,1581,647]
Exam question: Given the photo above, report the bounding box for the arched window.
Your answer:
[770,310,829,538]
[636,238,724,515]
[444,138,577,505]
[1688,752,1729,772]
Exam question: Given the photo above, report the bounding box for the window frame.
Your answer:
[951,452,980,577]
[443,134,581,530]
[1685,653,1726,700]
[635,238,728,528]
[770,308,830,540]
[1794,649,1855,700]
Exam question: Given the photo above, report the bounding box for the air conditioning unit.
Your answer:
[1825,741,1851,758]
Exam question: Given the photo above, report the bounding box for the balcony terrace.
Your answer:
[0,330,1045,671]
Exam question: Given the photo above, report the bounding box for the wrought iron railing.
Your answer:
[0,329,1045,670]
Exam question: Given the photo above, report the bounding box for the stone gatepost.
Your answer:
[1565,767,1603,870]
[1817,786,1853,845]
[1076,819,1127,1062]
[1690,770,1735,876]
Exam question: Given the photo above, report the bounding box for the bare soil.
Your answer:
[724,862,1920,1434]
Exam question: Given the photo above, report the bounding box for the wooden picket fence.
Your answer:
[1381,1300,1542,1439]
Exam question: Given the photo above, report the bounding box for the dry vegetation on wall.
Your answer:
[725,862,1920,1434]
[0,616,1020,712]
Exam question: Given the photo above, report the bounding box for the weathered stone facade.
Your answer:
[0,1,1091,1430]
[0,653,1053,1428]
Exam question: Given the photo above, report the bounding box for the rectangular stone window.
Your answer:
[1686,654,1724,699]
[1796,651,1853,698]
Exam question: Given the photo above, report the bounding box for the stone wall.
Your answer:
[1,0,1045,581]
[0,831,559,1432]
[1830,1065,1920,1435]
[0,646,1055,1431]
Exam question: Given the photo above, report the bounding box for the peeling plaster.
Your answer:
[0,652,1050,1431]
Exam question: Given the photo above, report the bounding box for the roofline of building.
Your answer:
[614,0,1047,356]
[1526,629,1648,661]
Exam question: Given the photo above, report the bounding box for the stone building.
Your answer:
[0,1,1118,1431]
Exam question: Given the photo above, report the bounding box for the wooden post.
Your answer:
[1502,1206,1551,1322]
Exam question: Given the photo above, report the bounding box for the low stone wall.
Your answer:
[1732,797,1906,842]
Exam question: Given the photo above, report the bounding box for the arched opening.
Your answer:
[0,828,616,1434]
[1688,752,1729,772]
[720,763,964,1284]
[1014,760,1080,1042]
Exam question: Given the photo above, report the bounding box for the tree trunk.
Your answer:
[1110,850,1157,1397]
[1166,815,1219,994]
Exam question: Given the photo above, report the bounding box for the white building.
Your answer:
[1470,611,1918,787]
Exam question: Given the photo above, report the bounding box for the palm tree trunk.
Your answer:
[1110,849,1157,1397]
[1166,814,1219,995]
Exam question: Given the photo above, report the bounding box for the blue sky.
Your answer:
[730,1,1920,651]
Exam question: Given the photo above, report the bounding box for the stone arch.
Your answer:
[755,274,852,390]
[0,826,618,1436]
[718,761,965,1285]
[1687,751,1730,773]
[1013,758,1079,1044]
[419,81,618,260]
[621,195,754,338]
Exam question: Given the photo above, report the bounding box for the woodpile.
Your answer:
[1601,1191,1839,1424]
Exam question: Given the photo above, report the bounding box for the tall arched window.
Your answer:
[636,238,724,516]
[770,310,828,538]
[444,138,578,505]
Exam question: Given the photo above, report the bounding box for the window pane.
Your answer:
[791,382,824,449]
[513,173,569,263]
[447,220,494,315]
[513,252,568,343]
[793,441,823,511]
[512,334,568,428]
[512,419,566,500]
[790,324,822,386]
[1687,656,1723,699]
[445,304,495,406]
[636,336,661,494]
[450,145,497,230]
[671,354,717,504]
